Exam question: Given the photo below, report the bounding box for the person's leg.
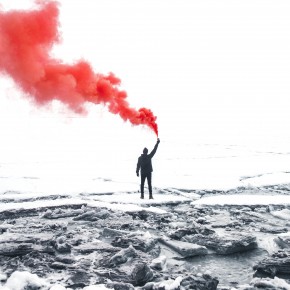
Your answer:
[147,173,153,199]
[140,174,145,198]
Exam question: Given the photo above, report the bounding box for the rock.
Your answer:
[156,276,183,290]
[55,255,76,264]
[109,245,137,266]
[150,255,166,270]
[183,232,257,255]
[0,243,33,256]
[111,232,158,253]
[53,236,71,253]
[50,262,67,269]
[42,208,82,219]
[159,238,208,258]
[73,209,110,221]
[181,274,219,290]
[250,277,290,289]
[253,250,290,278]
[168,227,199,240]
[106,281,135,290]
[97,260,154,286]
[168,223,214,240]
[75,240,120,254]
[274,234,290,249]
[211,220,242,229]
[233,210,265,224]
[103,227,128,238]
[67,270,91,288]
[260,226,288,234]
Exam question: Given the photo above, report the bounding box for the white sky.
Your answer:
[0,0,290,165]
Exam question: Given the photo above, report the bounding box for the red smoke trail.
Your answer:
[0,1,158,136]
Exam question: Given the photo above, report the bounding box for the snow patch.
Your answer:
[1,271,48,290]
[192,194,290,206]
[271,208,290,220]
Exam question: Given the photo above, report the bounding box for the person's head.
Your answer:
[143,147,148,154]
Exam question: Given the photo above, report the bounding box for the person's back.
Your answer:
[136,138,160,199]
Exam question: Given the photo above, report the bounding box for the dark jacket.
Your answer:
[136,142,159,175]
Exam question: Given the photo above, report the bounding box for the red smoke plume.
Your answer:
[0,1,158,136]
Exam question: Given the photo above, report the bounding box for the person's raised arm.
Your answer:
[149,138,160,158]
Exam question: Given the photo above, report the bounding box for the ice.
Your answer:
[1,271,48,290]
[271,208,290,220]
[192,194,290,206]
[158,276,182,290]
[250,277,290,289]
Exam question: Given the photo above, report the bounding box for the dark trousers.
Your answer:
[140,172,152,197]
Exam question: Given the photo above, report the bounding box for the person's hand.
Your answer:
[136,172,139,177]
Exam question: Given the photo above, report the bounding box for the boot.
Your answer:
[149,194,153,199]
[140,193,144,199]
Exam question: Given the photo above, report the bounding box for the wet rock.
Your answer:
[42,208,83,219]
[107,281,135,290]
[103,227,128,238]
[154,276,183,290]
[52,236,71,253]
[248,277,290,289]
[53,256,74,265]
[97,260,154,286]
[253,250,290,278]
[150,255,166,270]
[109,245,137,266]
[73,209,110,221]
[0,208,39,221]
[111,232,158,253]
[260,225,288,234]
[168,227,198,240]
[168,222,214,240]
[181,274,219,290]
[183,232,257,255]
[159,238,208,257]
[50,262,67,270]
[232,210,265,224]
[211,220,242,229]
[274,234,290,249]
[66,270,91,288]
[20,251,55,272]
[0,243,33,256]
[75,240,120,254]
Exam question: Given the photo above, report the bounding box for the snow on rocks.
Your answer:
[1,271,48,290]
[3,190,290,289]
[271,208,290,220]
[150,255,167,270]
[159,238,208,258]
[183,232,258,255]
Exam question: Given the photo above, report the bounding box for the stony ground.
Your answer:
[1,191,290,289]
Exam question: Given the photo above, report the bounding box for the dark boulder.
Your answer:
[183,232,257,255]
[159,238,208,258]
[181,274,219,290]
[254,250,290,278]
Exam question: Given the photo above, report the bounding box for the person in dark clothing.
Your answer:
[136,138,160,199]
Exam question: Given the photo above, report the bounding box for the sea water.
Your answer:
[1,141,290,196]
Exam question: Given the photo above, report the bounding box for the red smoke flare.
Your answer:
[0,1,158,136]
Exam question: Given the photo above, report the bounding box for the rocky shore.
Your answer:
[1,192,290,289]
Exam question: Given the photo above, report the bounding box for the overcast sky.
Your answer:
[0,0,290,164]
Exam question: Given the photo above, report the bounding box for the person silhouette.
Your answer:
[136,138,160,199]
